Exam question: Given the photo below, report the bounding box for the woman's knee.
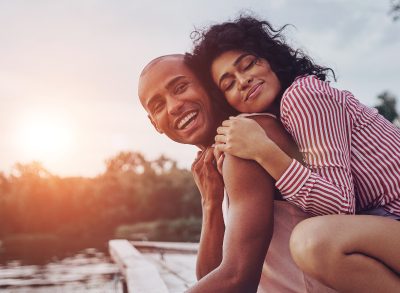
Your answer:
[289,216,339,275]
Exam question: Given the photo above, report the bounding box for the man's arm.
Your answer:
[187,153,275,292]
[191,148,225,279]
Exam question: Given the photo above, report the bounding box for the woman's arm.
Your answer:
[187,153,275,293]
[276,81,356,215]
[215,115,300,181]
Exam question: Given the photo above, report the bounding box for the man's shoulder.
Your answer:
[222,154,274,198]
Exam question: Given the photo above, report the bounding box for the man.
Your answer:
[138,54,335,292]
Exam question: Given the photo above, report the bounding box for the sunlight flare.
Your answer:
[17,115,74,160]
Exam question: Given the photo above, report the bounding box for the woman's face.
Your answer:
[211,50,281,113]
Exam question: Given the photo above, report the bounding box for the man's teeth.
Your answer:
[178,112,197,129]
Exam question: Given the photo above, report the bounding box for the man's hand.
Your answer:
[213,143,225,175]
[191,147,226,280]
[191,147,224,208]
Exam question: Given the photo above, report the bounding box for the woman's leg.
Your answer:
[258,201,337,292]
[289,215,400,293]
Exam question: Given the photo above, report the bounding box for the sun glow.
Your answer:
[17,115,74,161]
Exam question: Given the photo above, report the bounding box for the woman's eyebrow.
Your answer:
[233,53,252,66]
[218,53,252,87]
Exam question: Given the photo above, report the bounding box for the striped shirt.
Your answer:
[275,75,400,216]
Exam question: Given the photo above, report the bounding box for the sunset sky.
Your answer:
[1,0,399,177]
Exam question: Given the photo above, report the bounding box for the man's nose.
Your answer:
[167,97,184,116]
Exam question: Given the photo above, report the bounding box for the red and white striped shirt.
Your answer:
[276,75,400,216]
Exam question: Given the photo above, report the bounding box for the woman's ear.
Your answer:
[148,115,163,134]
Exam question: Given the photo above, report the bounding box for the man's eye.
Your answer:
[174,82,188,94]
[153,101,165,114]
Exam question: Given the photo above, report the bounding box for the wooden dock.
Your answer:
[109,240,198,293]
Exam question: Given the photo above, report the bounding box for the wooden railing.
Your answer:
[109,240,198,293]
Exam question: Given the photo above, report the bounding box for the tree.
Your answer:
[11,161,53,179]
[390,0,400,21]
[374,91,399,123]
[0,172,9,193]
[104,151,151,175]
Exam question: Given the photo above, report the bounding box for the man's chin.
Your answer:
[170,131,211,147]
[172,135,201,146]
[168,117,215,146]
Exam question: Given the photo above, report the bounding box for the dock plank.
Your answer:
[109,240,199,292]
[144,252,197,292]
[109,240,169,293]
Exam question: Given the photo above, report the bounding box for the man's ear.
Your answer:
[148,115,163,134]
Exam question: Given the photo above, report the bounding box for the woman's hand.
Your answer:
[191,147,225,209]
[215,117,271,161]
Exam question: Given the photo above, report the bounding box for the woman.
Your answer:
[186,16,400,292]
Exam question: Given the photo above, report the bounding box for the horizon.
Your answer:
[1,0,399,177]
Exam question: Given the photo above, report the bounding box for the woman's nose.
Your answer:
[238,75,253,90]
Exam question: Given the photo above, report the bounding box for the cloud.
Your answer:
[0,0,399,175]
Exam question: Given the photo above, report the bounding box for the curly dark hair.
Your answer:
[185,16,335,113]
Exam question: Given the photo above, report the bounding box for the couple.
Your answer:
[138,16,400,292]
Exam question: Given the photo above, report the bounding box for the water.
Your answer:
[0,246,123,293]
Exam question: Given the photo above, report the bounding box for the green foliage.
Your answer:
[0,152,201,243]
[390,0,400,21]
[374,91,399,123]
[115,217,202,242]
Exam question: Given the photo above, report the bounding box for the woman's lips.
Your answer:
[245,82,264,102]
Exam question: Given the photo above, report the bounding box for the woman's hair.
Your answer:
[185,15,335,112]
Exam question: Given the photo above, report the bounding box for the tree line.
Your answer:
[0,152,202,248]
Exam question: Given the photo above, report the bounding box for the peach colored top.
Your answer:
[222,196,337,293]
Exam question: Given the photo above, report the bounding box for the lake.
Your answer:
[0,237,123,292]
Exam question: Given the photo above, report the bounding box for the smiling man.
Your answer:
[138,54,335,292]
[139,54,219,147]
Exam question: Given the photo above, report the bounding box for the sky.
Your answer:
[0,0,399,177]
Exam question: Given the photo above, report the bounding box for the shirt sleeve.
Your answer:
[276,78,356,215]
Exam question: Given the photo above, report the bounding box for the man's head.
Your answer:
[138,54,219,148]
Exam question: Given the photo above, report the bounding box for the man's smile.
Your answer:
[175,110,199,130]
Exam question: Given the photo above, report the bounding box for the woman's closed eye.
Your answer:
[222,79,235,92]
[242,57,258,71]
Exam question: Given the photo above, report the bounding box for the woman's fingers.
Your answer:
[216,126,229,134]
[215,134,227,144]
[221,119,233,127]
[215,142,228,153]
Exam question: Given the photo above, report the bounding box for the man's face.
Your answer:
[138,56,216,147]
